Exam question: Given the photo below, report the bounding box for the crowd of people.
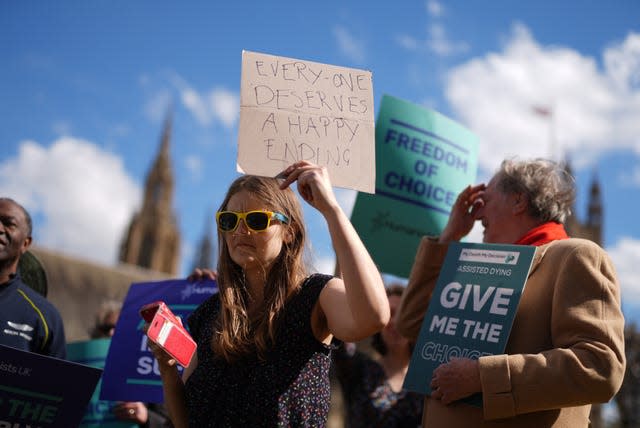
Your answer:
[0,156,626,427]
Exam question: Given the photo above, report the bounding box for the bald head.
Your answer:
[0,198,33,280]
[0,198,32,236]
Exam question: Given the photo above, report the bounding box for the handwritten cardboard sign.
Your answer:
[238,50,376,193]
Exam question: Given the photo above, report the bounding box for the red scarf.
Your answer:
[514,222,569,246]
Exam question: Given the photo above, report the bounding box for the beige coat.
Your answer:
[397,237,626,428]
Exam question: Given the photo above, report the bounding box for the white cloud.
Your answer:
[618,166,640,187]
[181,86,210,125]
[210,89,240,128]
[0,137,140,266]
[428,23,469,57]
[184,155,203,181]
[333,26,366,64]
[396,21,468,58]
[604,31,640,91]
[396,35,420,51]
[138,74,151,87]
[607,237,640,307]
[144,89,172,122]
[52,120,72,136]
[168,72,239,128]
[110,123,131,138]
[445,24,640,173]
[426,0,445,18]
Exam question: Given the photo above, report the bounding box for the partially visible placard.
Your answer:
[67,339,136,427]
[0,344,102,428]
[100,279,217,403]
[238,50,376,193]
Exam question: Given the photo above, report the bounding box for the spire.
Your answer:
[558,153,603,245]
[159,107,172,160]
[142,109,174,215]
[118,106,181,275]
[587,171,602,229]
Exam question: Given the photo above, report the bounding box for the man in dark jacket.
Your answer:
[0,197,66,359]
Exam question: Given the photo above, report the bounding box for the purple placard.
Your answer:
[0,344,102,427]
[99,278,217,403]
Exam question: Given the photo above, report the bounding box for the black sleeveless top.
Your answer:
[185,274,333,427]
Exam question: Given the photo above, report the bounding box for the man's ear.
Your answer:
[512,193,528,215]
[20,236,32,255]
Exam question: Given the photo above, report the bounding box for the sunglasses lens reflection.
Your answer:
[218,212,239,231]
[246,212,270,230]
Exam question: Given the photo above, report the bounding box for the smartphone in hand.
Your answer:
[140,301,197,367]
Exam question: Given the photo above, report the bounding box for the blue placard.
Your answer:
[403,242,536,405]
[99,278,217,403]
[0,344,102,427]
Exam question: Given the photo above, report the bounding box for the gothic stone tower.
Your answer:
[564,163,603,245]
[119,113,181,275]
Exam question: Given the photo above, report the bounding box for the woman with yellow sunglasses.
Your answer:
[150,160,390,428]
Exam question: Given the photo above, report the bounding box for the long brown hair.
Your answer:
[214,175,308,362]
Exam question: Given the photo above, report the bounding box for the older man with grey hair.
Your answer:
[397,158,625,427]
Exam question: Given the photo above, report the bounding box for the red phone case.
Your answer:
[140,301,197,367]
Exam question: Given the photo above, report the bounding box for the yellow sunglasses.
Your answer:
[216,210,289,233]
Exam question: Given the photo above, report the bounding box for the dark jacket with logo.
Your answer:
[0,273,66,359]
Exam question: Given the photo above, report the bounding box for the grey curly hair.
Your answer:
[494,158,575,224]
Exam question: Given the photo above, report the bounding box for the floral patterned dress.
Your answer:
[185,274,333,427]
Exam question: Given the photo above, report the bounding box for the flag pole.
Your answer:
[532,105,555,160]
[549,107,556,161]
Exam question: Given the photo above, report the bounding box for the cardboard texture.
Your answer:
[238,50,376,193]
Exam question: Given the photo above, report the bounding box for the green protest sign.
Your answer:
[67,339,137,427]
[403,242,536,405]
[350,95,478,278]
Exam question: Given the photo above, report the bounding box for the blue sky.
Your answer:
[2,1,640,322]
